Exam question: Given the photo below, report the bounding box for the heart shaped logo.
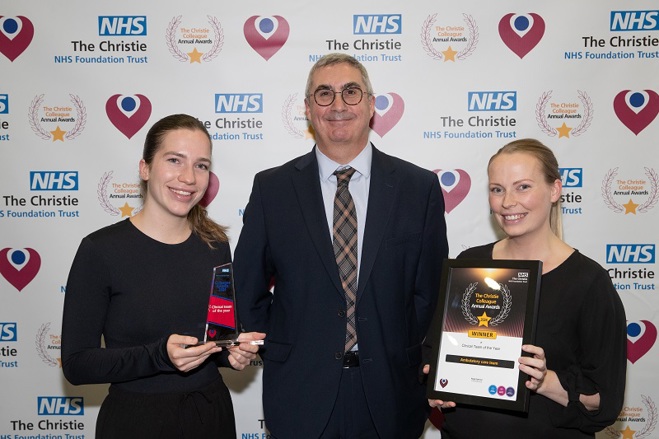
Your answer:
[370,93,404,137]
[498,13,545,59]
[106,94,152,139]
[434,169,471,214]
[439,378,448,388]
[244,15,289,61]
[627,320,657,364]
[613,90,659,136]
[199,172,220,208]
[208,329,217,338]
[0,16,34,62]
[0,248,41,292]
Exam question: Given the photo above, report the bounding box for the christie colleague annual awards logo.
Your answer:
[605,394,657,439]
[106,94,152,139]
[166,15,224,64]
[498,13,545,59]
[281,93,313,140]
[0,248,41,292]
[0,15,34,61]
[28,94,87,141]
[243,15,289,61]
[36,322,61,368]
[421,13,478,62]
[97,170,143,217]
[601,167,658,215]
[536,90,593,139]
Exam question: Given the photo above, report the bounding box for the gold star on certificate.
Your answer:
[50,126,66,141]
[623,199,639,214]
[477,312,492,327]
[556,122,572,138]
[188,48,203,63]
[119,202,135,217]
[442,46,457,62]
[620,425,635,439]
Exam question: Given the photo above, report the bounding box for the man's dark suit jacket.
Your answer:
[234,145,449,439]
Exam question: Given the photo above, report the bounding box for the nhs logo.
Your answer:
[30,171,79,191]
[0,322,17,342]
[468,91,517,111]
[0,94,8,114]
[606,244,655,264]
[37,397,84,416]
[215,94,263,113]
[559,168,583,188]
[353,15,402,34]
[610,11,659,31]
[98,16,147,36]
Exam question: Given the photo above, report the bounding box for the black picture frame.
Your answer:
[426,258,542,413]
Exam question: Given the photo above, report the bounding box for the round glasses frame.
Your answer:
[310,87,369,107]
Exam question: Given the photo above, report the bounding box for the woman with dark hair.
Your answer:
[430,138,626,438]
[62,114,264,439]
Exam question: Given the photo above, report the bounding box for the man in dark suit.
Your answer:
[234,53,449,439]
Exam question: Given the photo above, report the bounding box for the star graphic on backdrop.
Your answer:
[556,122,572,138]
[188,48,203,63]
[477,312,492,327]
[119,202,135,217]
[623,199,639,214]
[50,126,66,141]
[620,425,636,439]
[442,46,457,62]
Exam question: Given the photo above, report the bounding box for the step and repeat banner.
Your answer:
[1,1,657,438]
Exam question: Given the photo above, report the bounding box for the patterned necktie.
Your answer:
[333,167,358,352]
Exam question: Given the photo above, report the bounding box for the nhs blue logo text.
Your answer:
[468,92,517,111]
[37,397,84,416]
[606,244,655,264]
[610,11,659,31]
[0,94,8,114]
[353,15,402,34]
[0,323,17,342]
[98,16,147,36]
[559,168,583,188]
[30,171,79,191]
[215,94,263,113]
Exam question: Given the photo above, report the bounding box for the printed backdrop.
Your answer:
[1,1,657,438]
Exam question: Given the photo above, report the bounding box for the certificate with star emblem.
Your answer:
[426,259,542,412]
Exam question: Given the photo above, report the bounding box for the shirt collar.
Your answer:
[316,143,373,182]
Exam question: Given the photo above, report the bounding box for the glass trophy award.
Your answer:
[203,263,241,347]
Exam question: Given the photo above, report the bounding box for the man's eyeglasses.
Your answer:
[310,87,369,107]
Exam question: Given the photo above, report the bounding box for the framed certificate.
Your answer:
[426,258,542,412]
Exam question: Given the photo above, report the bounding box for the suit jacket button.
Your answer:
[338,310,345,317]
[334,352,343,360]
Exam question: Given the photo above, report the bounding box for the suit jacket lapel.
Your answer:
[292,149,346,298]
[357,147,397,300]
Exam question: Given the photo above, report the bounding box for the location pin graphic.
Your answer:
[0,248,41,291]
[105,94,152,139]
